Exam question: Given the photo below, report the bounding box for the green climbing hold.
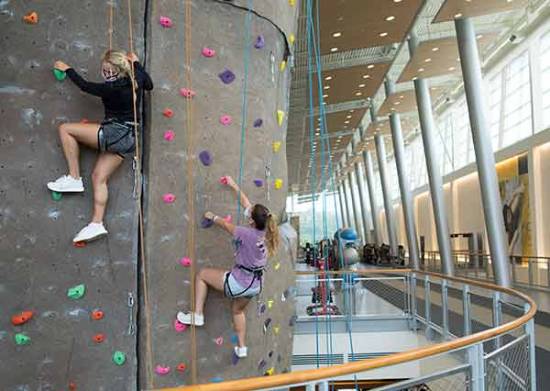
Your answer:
[53,68,66,81]
[113,351,126,366]
[15,333,31,345]
[51,191,62,201]
[67,284,86,300]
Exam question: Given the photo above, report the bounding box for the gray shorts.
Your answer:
[98,120,136,157]
[223,272,261,298]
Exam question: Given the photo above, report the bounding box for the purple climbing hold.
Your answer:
[199,150,212,166]
[253,179,263,187]
[257,302,266,317]
[289,314,297,326]
[253,118,263,128]
[231,351,240,366]
[254,35,265,49]
[201,217,214,229]
[218,69,235,84]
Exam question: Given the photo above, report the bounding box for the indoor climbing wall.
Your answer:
[0,1,145,390]
[142,0,298,387]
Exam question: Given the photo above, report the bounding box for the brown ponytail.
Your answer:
[251,204,280,256]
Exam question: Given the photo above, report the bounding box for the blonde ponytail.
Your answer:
[265,214,280,257]
[102,49,132,77]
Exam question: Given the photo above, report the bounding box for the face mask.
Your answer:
[101,66,119,82]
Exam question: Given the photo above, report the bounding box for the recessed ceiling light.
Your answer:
[393,0,402,2]
[330,47,338,52]
[350,110,354,113]
[448,66,456,71]
[346,115,352,119]
[323,94,328,98]
[394,101,401,105]
[344,121,350,124]
[454,13,463,18]
[332,32,342,38]
[477,34,483,39]
[424,58,432,62]
[379,32,388,37]
[323,85,330,90]
[355,92,362,96]
[358,83,366,88]
[412,76,418,81]
[367,64,375,69]
[385,16,395,21]
[324,75,333,81]
[399,95,404,99]
[432,47,439,52]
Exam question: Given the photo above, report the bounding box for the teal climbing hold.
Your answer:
[67,284,86,300]
[51,191,62,201]
[15,333,31,345]
[113,351,126,366]
[53,68,66,81]
[209,377,224,383]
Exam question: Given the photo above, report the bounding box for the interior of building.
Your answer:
[2,0,550,390]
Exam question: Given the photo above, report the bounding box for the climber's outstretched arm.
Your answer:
[225,176,252,210]
[205,211,235,235]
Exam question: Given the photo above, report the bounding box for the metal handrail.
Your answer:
[157,269,537,391]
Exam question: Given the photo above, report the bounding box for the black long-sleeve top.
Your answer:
[65,62,153,122]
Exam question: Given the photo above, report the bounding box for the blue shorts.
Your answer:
[223,272,261,298]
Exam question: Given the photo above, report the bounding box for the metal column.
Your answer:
[408,33,454,276]
[347,152,364,241]
[338,163,353,228]
[337,182,347,227]
[362,140,382,246]
[455,17,511,287]
[385,79,420,269]
[353,130,372,243]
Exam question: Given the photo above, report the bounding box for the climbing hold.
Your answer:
[219,176,229,185]
[93,333,105,343]
[67,284,86,300]
[289,314,297,326]
[214,336,224,346]
[73,241,86,248]
[68,381,77,391]
[179,257,192,267]
[232,350,240,365]
[281,292,286,302]
[258,359,267,371]
[219,115,232,126]
[257,302,266,316]
[23,11,38,24]
[112,351,126,366]
[201,217,214,229]
[174,318,187,333]
[201,47,216,57]
[274,179,283,190]
[268,351,273,358]
[263,318,272,334]
[253,179,263,187]
[53,68,66,81]
[198,150,212,166]
[209,377,224,383]
[91,310,104,321]
[230,334,239,345]
[218,69,236,84]
[163,108,174,118]
[162,193,176,204]
[179,88,196,98]
[264,367,275,376]
[277,110,285,126]
[253,118,263,128]
[163,130,175,142]
[155,365,171,375]
[279,61,287,72]
[254,35,265,49]
[274,262,281,271]
[274,325,280,335]
[272,141,282,152]
[289,33,296,45]
[223,215,232,223]
[267,299,274,309]
[289,0,296,6]
[11,311,34,326]
[159,16,173,28]
[14,333,31,345]
[51,191,63,201]
[176,363,186,372]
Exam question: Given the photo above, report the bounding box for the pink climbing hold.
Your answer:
[219,115,232,126]
[219,176,229,185]
[155,365,171,375]
[163,130,175,142]
[215,336,224,346]
[179,257,192,267]
[180,88,196,98]
[201,47,216,57]
[163,108,174,118]
[174,318,187,333]
[159,16,173,28]
[163,193,176,204]
[223,215,232,223]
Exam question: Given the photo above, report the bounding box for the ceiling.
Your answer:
[433,0,528,23]
[377,88,443,116]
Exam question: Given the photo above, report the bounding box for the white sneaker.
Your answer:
[234,346,247,358]
[176,311,204,326]
[73,222,108,243]
[47,175,84,193]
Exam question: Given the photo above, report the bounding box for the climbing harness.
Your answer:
[223,265,265,298]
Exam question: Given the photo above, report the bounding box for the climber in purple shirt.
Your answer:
[177,176,280,358]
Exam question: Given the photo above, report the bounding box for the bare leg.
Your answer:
[58,122,100,178]
[232,298,250,347]
[91,153,123,223]
[194,268,226,315]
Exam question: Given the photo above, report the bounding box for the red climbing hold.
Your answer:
[223,215,232,223]
[219,176,229,185]
[91,310,104,321]
[11,311,33,326]
[201,47,216,57]
[68,381,77,391]
[23,11,38,24]
[177,363,186,372]
[179,88,196,98]
[159,16,173,28]
[93,333,105,343]
[73,241,86,248]
[163,108,174,118]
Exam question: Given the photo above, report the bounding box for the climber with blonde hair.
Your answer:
[48,50,153,243]
[177,176,280,359]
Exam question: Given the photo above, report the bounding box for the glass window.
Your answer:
[541,30,550,129]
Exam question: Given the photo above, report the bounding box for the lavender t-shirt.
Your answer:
[231,226,267,288]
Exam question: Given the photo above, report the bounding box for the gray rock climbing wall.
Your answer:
[141,0,298,387]
[0,1,144,390]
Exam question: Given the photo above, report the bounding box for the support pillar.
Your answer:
[362,143,382,246]
[347,153,363,240]
[408,33,454,276]
[455,17,511,287]
[353,131,372,243]
[337,182,347,227]
[338,163,353,228]
[385,79,420,269]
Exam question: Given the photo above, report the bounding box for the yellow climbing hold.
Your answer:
[274,325,280,335]
[288,0,296,6]
[274,178,283,190]
[267,299,274,309]
[265,367,275,376]
[276,110,285,127]
[274,262,281,271]
[289,33,295,45]
[279,60,286,72]
[272,141,281,153]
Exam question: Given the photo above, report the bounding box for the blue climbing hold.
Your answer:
[231,334,239,344]
[218,69,235,84]
[198,150,212,166]
[254,35,265,49]
[209,377,224,383]
[253,179,263,187]
[253,118,263,128]
[201,217,214,229]
[231,351,240,365]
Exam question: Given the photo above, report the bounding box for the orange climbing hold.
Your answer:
[73,241,86,248]
[177,363,186,372]
[11,311,33,326]
[23,11,38,24]
[68,381,77,391]
[91,310,104,320]
[93,333,105,343]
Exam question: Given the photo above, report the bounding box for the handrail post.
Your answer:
[463,284,471,336]
[469,343,486,391]
[319,380,329,391]
[411,272,418,330]
[305,382,316,391]
[492,291,503,389]
[524,303,537,391]
[546,258,550,289]
[528,257,534,286]
[511,255,517,285]
[425,275,432,338]
[441,279,450,339]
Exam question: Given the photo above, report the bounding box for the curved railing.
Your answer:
[159,269,537,391]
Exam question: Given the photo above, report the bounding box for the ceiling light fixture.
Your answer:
[323,85,330,89]
[358,83,366,88]
[367,64,375,69]
[332,32,342,38]
[432,47,439,52]
[418,68,424,72]
[330,47,338,52]
[379,32,388,37]
[448,66,456,71]
[454,13,463,18]
[425,58,432,62]
[355,92,362,96]
[323,94,329,98]
[324,76,333,81]
[385,16,395,21]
